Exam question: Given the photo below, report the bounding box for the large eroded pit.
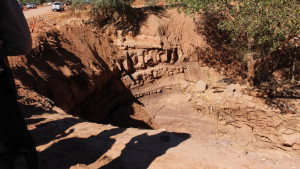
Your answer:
[13,9,210,129]
[12,9,300,153]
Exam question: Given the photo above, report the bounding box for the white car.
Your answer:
[27,2,37,9]
[52,2,64,12]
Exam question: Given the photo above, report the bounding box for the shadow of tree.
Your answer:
[38,128,126,169]
[119,6,166,36]
[100,131,190,169]
[194,13,247,79]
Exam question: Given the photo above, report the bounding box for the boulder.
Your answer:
[282,133,300,147]
[195,80,207,93]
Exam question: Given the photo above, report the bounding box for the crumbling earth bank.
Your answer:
[9,8,300,169]
[12,25,132,123]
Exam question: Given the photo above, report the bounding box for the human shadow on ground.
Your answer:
[100,131,190,169]
[29,117,84,147]
[39,128,126,169]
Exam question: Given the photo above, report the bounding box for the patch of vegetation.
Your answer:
[168,0,300,91]
[71,0,164,36]
[90,0,133,22]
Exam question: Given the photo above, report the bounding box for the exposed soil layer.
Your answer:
[9,7,300,169]
[12,23,157,128]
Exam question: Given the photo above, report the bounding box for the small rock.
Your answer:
[153,71,158,78]
[157,89,162,93]
[213,89,224,93]
[181,83,189,90]
[186,94,192,101]
[287,107,296,114]
[180,67,184,73]
[224,84,236,97]
[195,80,207,93]
[282,133,300,147]
[293,143,300,150]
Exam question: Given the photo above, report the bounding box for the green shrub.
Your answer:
[168,0,300,86]
[89,0,132,22]
[169,0,299,57]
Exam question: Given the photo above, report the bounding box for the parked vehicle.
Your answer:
[26,2,37,9]
[52,2,64,12]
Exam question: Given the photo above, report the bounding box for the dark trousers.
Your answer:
[0,56,38,169]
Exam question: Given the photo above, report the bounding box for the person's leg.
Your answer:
[0,58,38,169]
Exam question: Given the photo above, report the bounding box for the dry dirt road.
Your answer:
[23,5,64,19]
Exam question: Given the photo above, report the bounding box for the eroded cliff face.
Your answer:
[11,9,208,126]
[110,9,207,72]
[11,25,130,123]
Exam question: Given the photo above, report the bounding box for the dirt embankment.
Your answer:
[12,24,130,122]
[13,9,211,127]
